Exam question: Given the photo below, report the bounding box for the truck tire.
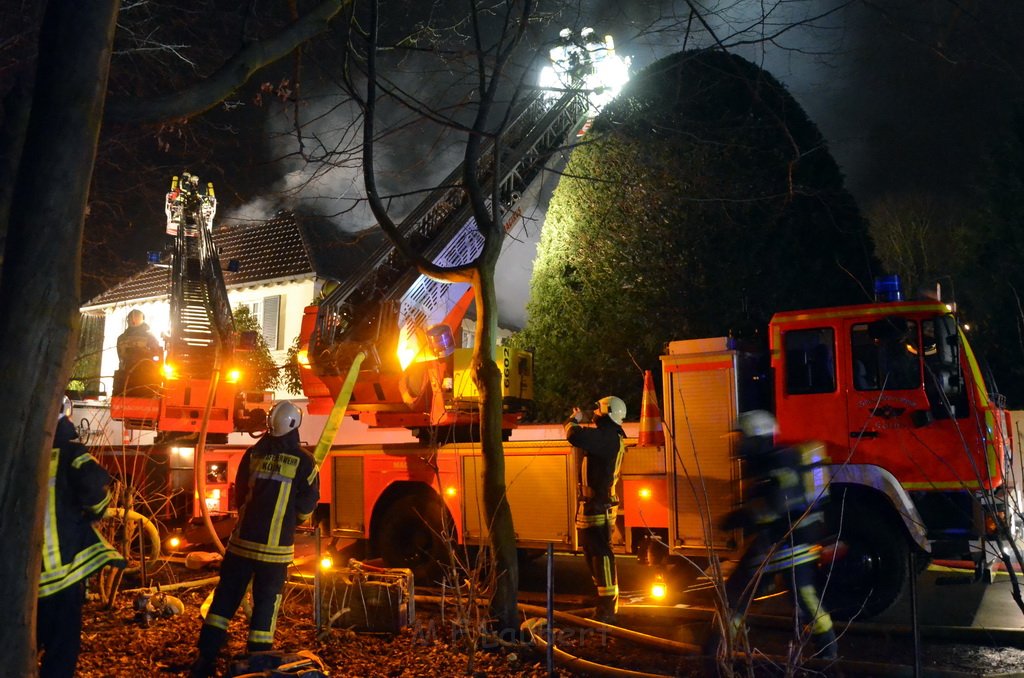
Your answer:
[819,496,909,620]
[376,493,452,585]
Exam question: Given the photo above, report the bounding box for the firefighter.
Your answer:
[565,395,627,624]
[190,401,319,678]
[114,309,162,395]
[38,396,125,678]
[706,410,837,668]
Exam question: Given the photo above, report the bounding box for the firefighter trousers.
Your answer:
[37,581,85,678]
[577,502,618,618]
[197,551,288,659]
[719,533,836,659]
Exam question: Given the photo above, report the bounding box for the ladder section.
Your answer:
[166,174,235,377]
[311,89,588,374]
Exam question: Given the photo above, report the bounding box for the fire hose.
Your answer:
[517,603,692,678]
[104,506,161,563]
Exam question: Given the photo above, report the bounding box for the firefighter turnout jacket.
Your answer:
[40,417,125,598]
[566,412,627,619]
[565,413,627,508]
[116,323,161,364]
[227,429,319,564]
[741,441,830,572]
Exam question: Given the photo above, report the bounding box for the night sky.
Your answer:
[490,2,1023,325]
[12,1,1017,324]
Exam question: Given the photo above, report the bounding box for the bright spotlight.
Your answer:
[650,576,667,600]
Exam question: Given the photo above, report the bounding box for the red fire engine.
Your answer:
[650,277,1016,618]
[307,277,1016,622]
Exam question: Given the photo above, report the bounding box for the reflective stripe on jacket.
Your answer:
[40,418,125,598]
[227,429,319,564]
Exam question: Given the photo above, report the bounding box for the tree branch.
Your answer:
[360,0,473,285]
[104,0,346,124]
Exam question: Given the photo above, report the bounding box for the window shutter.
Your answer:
[261,295,281,350]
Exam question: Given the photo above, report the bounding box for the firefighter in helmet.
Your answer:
[38,396,125,678]
[706,410,837,667]
[565,395,628,623]
[114,309,162,395]
[190,402,319,678]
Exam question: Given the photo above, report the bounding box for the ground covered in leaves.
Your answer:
[70,559,1024,677]
[73,566,693,678]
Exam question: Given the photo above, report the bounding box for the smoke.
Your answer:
[225,1,1022,327]
[225,59,471,229]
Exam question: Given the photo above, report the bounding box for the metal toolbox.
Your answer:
[318,564,414,634]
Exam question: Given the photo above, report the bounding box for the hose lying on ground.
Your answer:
[516,605,988,678]
[520,616,676,678]
[104,507,161,562]
[515,602,699,655]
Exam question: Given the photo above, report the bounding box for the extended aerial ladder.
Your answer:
[297,88,590,434]
[111,173,267,440]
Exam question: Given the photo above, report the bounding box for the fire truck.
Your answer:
[648,278,1017,618]
[305,277,1017,623]
[86,73,595,528]
[83,25,607,525]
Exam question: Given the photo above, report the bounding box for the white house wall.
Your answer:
[86,276,315,401]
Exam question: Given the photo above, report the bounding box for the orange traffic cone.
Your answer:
[638,369,665,446]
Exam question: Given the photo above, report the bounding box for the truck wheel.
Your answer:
[377,493,452,585]
[819,498,909,620]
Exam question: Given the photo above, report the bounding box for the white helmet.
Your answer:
[597,396,626,425]
[268,401,302,437]
[58,395,73,423]
[735,410,777,439]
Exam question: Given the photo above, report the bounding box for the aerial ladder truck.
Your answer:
[295,88,590,439]
[110,173,267,442]
[292,26,634,439]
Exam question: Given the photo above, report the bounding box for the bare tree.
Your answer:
[352,0,538,636]
[0,1,346,672]
[866,193,974,295]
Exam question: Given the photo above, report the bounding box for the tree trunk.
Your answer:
[0,2,119,675]
[472,268,520,636]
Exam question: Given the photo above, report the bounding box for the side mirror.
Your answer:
[911,410,933,428]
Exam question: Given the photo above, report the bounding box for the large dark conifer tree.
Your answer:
[523,50,875,418]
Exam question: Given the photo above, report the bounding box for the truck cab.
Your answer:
[771,295,1013,616]
[657,284,1015,619]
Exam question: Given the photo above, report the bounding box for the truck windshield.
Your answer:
[921,315,968,419]
[850,319,920,391]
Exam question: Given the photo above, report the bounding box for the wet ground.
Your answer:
[518,553,1024,676]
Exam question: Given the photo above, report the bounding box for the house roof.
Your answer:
[84,212,385,308]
